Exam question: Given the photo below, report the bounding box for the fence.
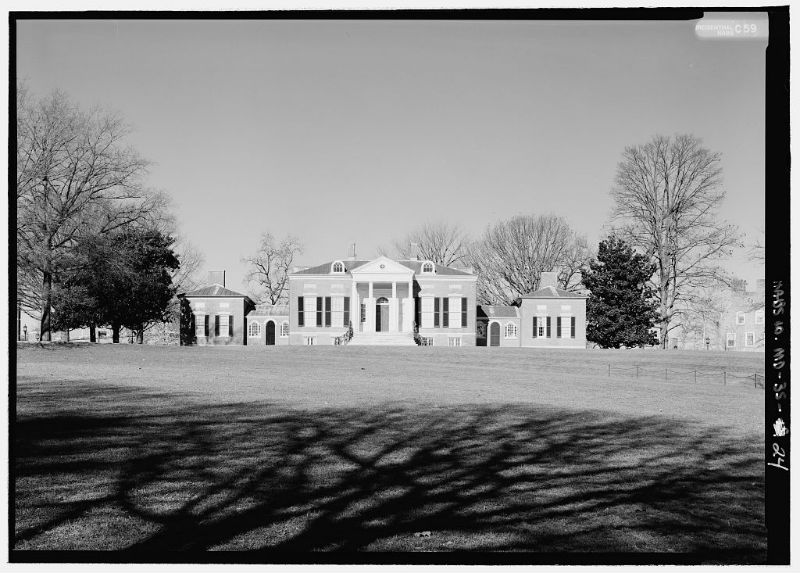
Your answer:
[606,364,766,389]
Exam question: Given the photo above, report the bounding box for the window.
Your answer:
[219,315,231,337]
[546,316,551,338]
[304,296,316,328]
[448,336,461,347]
[726,333,736,348]
[755,309,764,325]
[298,297,304,327]
[331,261,344,273]
[304,336,316,345]
[421,297,433,328]
[248,321,261,337]
[343,297,350,327]
[317,297,324,327]
[325,296,332,327]
[558,315,571,338]
[745,332,755,346]
[281,321,289,337]
[422,261,434,273]
[571,316,576,338]
[533,316,546,338]
[360,302,366,323]
[449,297,461,329]
[195,314,207,338]
[736,311,745,325]
[442,298,449,328]
[505,322,518,339]
[434,298,440,328]
[461,297,468,327]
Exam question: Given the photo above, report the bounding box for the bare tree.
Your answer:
[748,227,765,263]
[244,233,304,305]
[466,214,590,305]
[16,88,162,340]
[611,134,740,348]
[386,222,468,267]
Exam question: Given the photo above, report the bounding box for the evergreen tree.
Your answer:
[582,236,659,348]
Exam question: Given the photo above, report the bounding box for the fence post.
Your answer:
[723,370,727,385]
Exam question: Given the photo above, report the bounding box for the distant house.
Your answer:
[476,305,521,347]
[246,303,290,346]
[179,283,256,346]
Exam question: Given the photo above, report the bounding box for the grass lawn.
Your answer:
[14,343,766,562]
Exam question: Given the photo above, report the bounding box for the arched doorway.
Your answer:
[375,297,390,332]
[489,322,500,347]
[266,321,276,345]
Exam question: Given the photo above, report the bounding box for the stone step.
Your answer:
[348,333,417,346]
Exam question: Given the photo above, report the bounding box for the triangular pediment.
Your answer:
[350,256,415,276]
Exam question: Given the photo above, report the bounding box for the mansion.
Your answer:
[179,256,588,348]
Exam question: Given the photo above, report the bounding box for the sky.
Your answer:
[16,15,767,295]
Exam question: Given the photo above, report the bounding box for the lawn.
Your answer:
[13,343,766,562]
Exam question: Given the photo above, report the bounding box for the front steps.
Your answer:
[348,332,417,346]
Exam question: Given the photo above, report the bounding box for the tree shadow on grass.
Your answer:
[13,381,765,563]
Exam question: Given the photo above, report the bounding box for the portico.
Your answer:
[350,257,415,334]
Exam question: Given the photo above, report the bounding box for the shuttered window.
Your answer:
[325,296,332,327]
[434,298,440,328]
[316,297,323,327]
[217,315,229,337]
[546,316,551,338]
[214,315,220,336]
[343,297,350,327]
[461,297,467,327]
[442,298,449,328]
[422,297,434,328]
[195,314,206,338]
[229,315,234,338]
[304,296,316,328]
[448,297,460,329]
[557,317,562,338]
[298,297,304,327]
[532,316,538,338]
[571,316,576,338]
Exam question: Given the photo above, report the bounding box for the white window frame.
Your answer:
[448,296,461,329]
[194,313,206,338]
[332,296,345,327]
[560,314,572,339]
[280,321,289,337]
[421,261,435,274]
[745,331,755,347]
[537,315,546,338]
[304,336,316,346]
[218,314,230,338]
[421,296,434,328]
[736,311,745,325]
[505,322,518,339]
[726,333,736,348]
[304,296,316,329]
[448,336,462,347]
[331,260,345,273]
[754,309,764,325]
[248,321,261,337]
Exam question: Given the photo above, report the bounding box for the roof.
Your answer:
[519,286,588,299]
[477,305,520,319]
[180,283,252,299]
[291,259,473,276]
[249,304,290,317]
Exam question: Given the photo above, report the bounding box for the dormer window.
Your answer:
[331,261,345,273]
[421,261,435,274]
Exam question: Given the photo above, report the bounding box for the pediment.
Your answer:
[350,256,414,276]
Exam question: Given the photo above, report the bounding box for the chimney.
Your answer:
[539,271,558,289]
[208,270,226,287]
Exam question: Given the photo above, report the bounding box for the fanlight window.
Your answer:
[376,297,389,304]
[248,321,261,337]
[421,261,435,273]
[332,261,345,273]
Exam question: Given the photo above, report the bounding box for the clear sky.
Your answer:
[16,17,767,294]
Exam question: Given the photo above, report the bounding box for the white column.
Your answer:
[390,281,398,332]
[351,281,358,332]
[405,280,414,332]
[366,281,374,332]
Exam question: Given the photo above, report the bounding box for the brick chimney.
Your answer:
[539,271,558,289]
[208,270,226,287]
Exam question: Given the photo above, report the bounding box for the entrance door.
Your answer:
[266,321,275,345]
[490,322,500,346]
[376,297,389,332]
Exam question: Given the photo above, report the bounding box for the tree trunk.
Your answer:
[65,329,70,342]
[40,270,52,342]
[89,324,96,343]
[112,322,120,343]
[136,325,144,345]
